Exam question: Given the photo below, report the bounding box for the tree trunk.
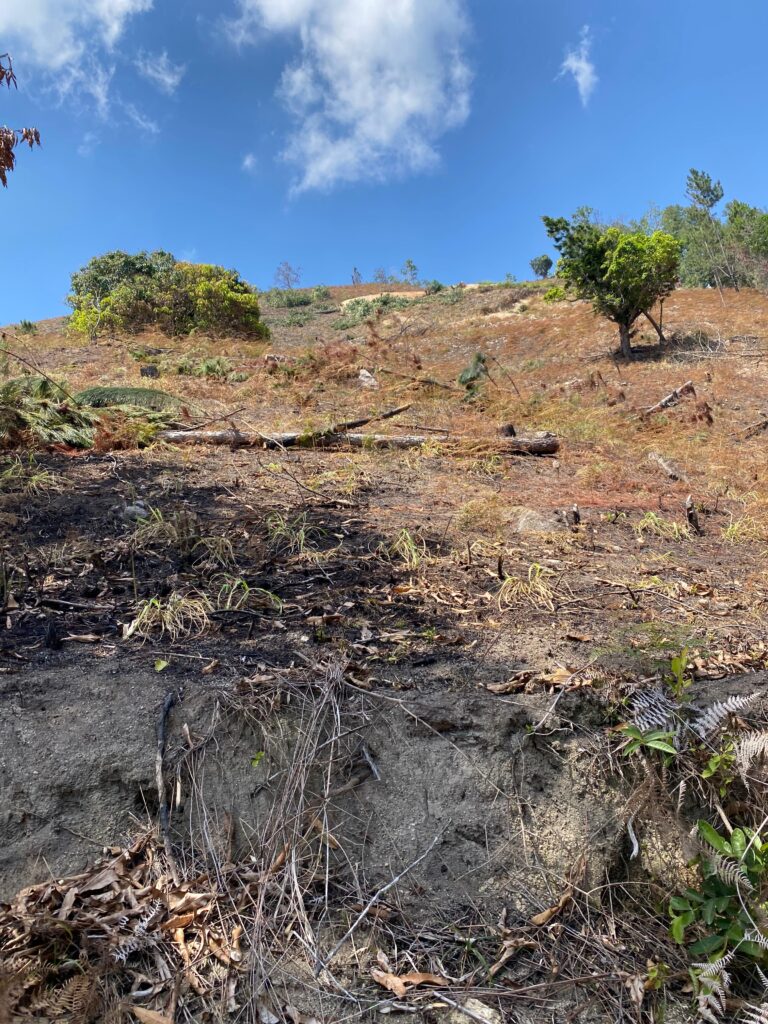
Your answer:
[618,322,633,359]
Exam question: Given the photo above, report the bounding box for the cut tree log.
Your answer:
[642,381,696,417]
[157,428,560,455]
[647,451,687,482]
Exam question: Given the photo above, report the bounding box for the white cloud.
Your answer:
[227,0,472,192]
[135,50,186,94]
[560,26,598,107]
[0,0,153,70]
[123,101,159,134]
[242,153,258,173]
[77,130,99,157]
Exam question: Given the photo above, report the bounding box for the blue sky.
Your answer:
[2,0,767,322]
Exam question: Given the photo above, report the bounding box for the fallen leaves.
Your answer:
[371,968,450,998]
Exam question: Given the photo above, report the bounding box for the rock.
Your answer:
[442,999,501,1024]
[510,506,565,533]
[121,501,149,522]
[358,369,379,389]
[140,365,160,378]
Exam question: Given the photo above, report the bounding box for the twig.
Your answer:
[316,831,443,973]
[156,691,181,885]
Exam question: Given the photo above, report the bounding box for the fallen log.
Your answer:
[739,415,768,440]
[157,428,560,455]
[642,380,696,417]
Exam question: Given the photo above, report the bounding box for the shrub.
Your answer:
[423,280,445,294]
[543,285,567,303]
[68,251,268,340]
[311,285,331,302]
[17,319,36,335]
[263,288,313,308]
[332,293,413,330]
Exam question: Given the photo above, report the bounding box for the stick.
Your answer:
[316,831,442,973]
[156,691,180,885]
[379,367,460,391]
[642,380,696,417]
[157,429,560,455]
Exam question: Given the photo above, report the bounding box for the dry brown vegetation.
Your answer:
[3,283,768,1022]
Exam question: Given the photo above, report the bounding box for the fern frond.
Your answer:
[741,1004,768,1024]
[746,930,768,952]
[705,850,755,891]
[736,732,768,785]
[692,693,759,740]
[630,687,679,732]
[694,951,735,978]
[756,965,768,992]
[75,386,182,411]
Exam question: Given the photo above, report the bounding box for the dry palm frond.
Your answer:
[75,385,183,412]
[691,693,759,740]
[0,376,99,447]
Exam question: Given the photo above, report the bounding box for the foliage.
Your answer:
[263,288,313,308]
[68,252,268,339]
[458,352,488,395]
[401,259,419,285]
[332,293,413,330]
[619,726,677,757]
[0,376,99,447]
[311,285,331,302]
[543,285,566,303]
[17,319,36,335]
[543,208,681,357]
[0,53,40,187]
[530,254,553,279]
[669,821,768,960]
[423,280,445,294]
[75,386,183,412]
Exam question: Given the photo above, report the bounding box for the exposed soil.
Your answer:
[3,284,768,1021]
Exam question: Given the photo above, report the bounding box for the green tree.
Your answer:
[401,259,419,285]
[543,209,681,359]
[1,53,40,187]
[529,254,553,279]
[68,251,269,340]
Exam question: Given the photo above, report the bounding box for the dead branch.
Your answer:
[379,367,461,391]
[739,415,768,440]
[156,692,180,886]
[647,451,687,482]
[157,428,560,455]
[642,380,696,417]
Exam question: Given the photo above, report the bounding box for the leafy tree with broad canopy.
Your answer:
[543,209,681,359]
[529,254,553,279]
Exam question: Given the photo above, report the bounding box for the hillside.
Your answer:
[3,282,768,1023]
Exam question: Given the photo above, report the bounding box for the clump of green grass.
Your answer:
[266,511,323,557]
[635,511,691,541]
[498,563,556,611]
[125,592,212,641]
[0,454,60,495]
[383,529,427,570]
[213,574,282,613]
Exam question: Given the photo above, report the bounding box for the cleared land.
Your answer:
[2,283,768,1022]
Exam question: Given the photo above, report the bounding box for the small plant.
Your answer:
[636,511,691,541]
[498,563,556,611]
[311,285,331,302]
[423,280,445,294]
[285,310,314,327]
[125,592,212,641]
[266,511,322,557]
[17,319,36,335]
[385,528,426,570]
[667,647,692,699]
[0,454,59,494]
[543,285,567,304]
[214,575,282,613]
[619,725,678,757]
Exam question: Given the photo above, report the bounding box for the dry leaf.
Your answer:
[529,887,572,926]
[371,969,448,998]
[131,1009,173,1024]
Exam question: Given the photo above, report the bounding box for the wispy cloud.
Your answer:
[226,0,472,193]
[560,26,598,107]
[77,131,99,157]
[0,0,153,70]
[242,153,258,173]
[135,50,186,94]
[123,102,160,135]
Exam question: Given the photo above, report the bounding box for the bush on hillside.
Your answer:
[68,251,269,340]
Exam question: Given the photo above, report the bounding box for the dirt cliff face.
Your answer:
[4,284,768,1020]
